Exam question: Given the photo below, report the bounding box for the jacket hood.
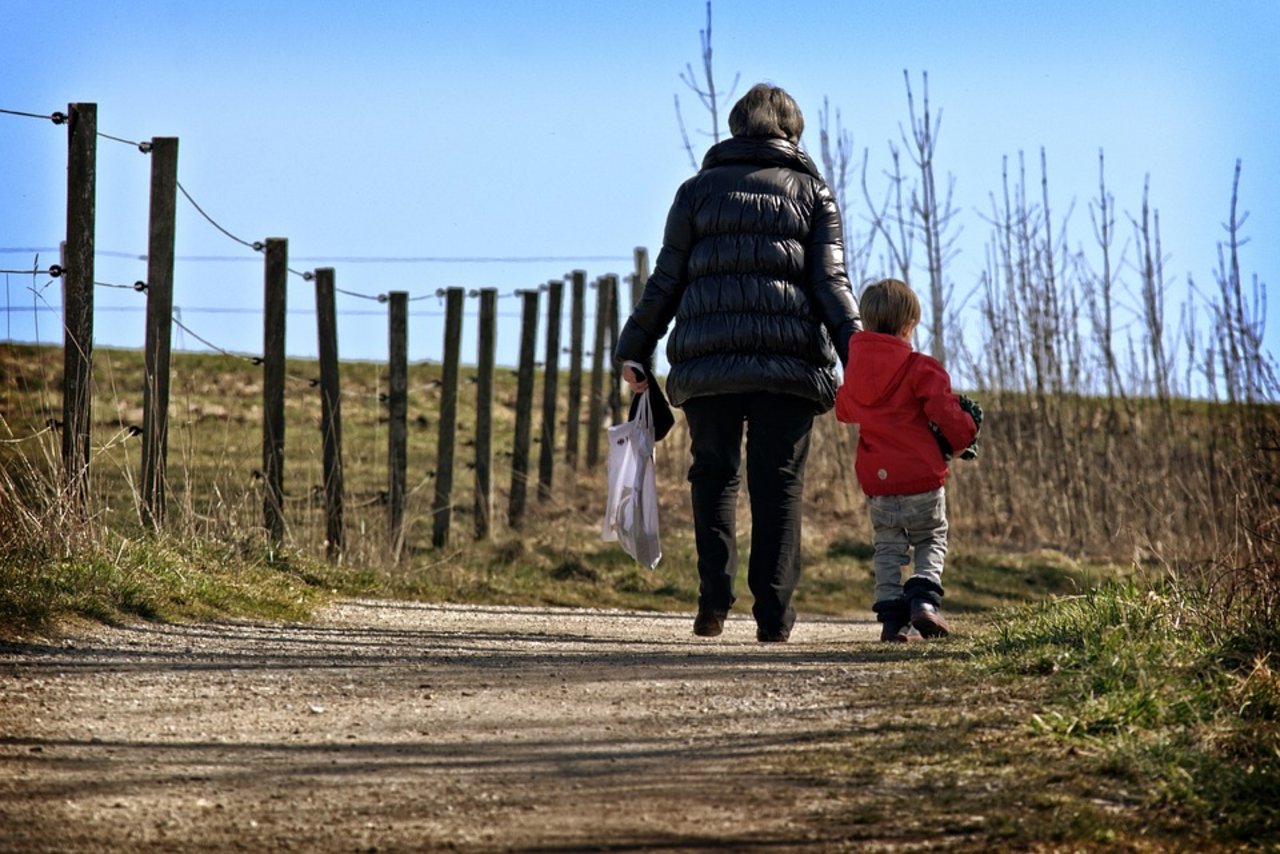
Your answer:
[702,137,824,182]
[846,332,916,406]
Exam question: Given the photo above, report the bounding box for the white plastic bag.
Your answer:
[602,381,662,569]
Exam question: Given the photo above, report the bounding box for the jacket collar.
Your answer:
[701,136,824,181]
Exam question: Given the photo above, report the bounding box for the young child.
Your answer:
[835,278,979,642]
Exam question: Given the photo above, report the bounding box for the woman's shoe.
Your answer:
[755,626,790,643]
[693,609,727,637]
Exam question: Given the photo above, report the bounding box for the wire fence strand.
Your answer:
[0,107,64,123]
[176,181,263,251]
[169,314,260,364]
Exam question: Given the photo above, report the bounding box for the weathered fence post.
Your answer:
[631,245,649,309]
[262,237,288,546]
[432,287,465,548]
[315,267,344,561]
[538,279,563,501]
[474,288,497,540]
[509,289,540,528]
[387,291,408,560]
[586,276,610,468]
[565,269,586,469]
[62,102,96,508]
[141,135,177,530]
[605,273,622,425]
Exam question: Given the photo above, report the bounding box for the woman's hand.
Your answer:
[622,364,649,394]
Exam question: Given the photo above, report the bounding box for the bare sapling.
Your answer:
[902,70,960,367]
[818,99,877,291]
[1132,177,1173,412]
[861,142,915,292]
[673,0,740,170]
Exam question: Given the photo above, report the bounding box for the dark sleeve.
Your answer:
[805,183,861,368]
[615,180,695,371]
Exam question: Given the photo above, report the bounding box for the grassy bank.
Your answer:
[973,579,1280,845]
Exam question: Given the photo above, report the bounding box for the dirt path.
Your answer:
[0,601,1064,852]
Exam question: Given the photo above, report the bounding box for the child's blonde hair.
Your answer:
[859,278,920,335]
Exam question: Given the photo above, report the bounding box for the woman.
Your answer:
[616,82,861,642]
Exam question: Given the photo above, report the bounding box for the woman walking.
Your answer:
[616,83,861,642]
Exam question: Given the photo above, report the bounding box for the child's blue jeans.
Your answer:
[867,487,948,607]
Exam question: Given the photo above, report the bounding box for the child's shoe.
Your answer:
[879,619,911,643]
[909,601,950,638]
[874,597,912,643]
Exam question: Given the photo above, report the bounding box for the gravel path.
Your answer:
[0,601,988,852]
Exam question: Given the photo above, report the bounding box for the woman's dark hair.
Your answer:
[728,83,804,143]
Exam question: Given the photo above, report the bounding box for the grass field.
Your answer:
[1,342,1111,628]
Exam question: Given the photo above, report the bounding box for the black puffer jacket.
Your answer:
[616,136,860,411]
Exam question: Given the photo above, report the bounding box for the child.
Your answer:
[835,279,979,642]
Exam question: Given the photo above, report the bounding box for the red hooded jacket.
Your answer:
[835,332,977,497]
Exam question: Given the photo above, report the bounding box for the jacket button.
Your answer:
[877,468,888,480]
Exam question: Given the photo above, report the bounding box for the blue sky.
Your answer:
[2,0,1276,380]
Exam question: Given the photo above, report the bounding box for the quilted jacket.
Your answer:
[615,136,860,411]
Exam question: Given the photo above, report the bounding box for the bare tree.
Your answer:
[902,71,960,366]
[1131,177,1172,407]
[818,98,876,289]
[674,1,740,170]
[859,72,960,364]
[862,141,914,290]
[1086,149,1124,401]
[1208,159,1277,404]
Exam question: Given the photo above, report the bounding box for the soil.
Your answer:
[0,601,1137,852]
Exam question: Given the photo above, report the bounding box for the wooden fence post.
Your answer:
[538,279,563,501]
[141,135,177,530]
[315,267,344,561]
[432,287,465,548]
[606,273,622,425]
[262,237,288,546]
[509,289,540,528]
[632,245,649,309]
[62,102,96,507]
[388,291,408,560]
[565,269,586,469]
[586,276,610,468]
[474,288,497,540]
